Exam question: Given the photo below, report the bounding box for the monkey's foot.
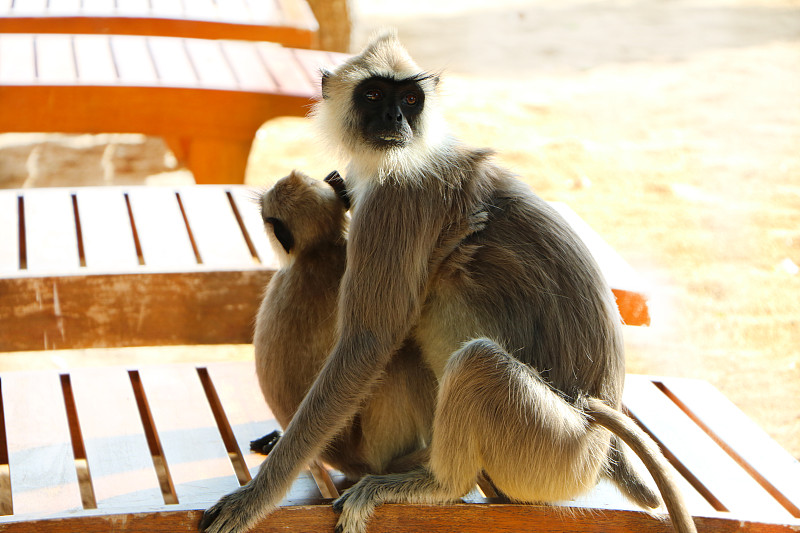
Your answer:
[250,430,282,455]
[199,485,273,533]
[333,476,383,533]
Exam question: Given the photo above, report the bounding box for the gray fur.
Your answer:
[200,31,695,533]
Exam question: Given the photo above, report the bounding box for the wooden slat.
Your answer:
[22,188,81,273]
[275,0,318,34]
[228,187,276,267]
[203,363,279,475]
[0,1,317,47]
[0,270,271,351]
[292,48,330,88]
[2,371,84,515]
[0,34,35,83]
[125,188,197,270]
[181,0,217,21]
[34,34,77,84]
[80,0,115,16]
[47,0,81,16]
[213,0,252,23]
[257,43,314,95]
[658,377,800,516]
[137,365,239,504]
[149,0,184,18]
[566,436,716,514]
[566,477,648,511]
[74,188,140,272]
[0,501,798,532]
[623,376,793,519]
[8,0,46,16]
[110,35,158,85]
[247,0,281,23]
[69,367,164,509]
[73,35,117,85]
[146,37,197,87]
[184,38,238,90]
[176,187,254,267]
[114,0,150,17]
[204,363,324,504]
[0,191,19,273]
[220,40,278,92]
[326,51,350,69]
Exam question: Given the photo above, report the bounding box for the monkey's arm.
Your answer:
[201,194,439,533]
[201,320,413,533]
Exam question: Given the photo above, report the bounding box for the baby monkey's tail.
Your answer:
[586,398,697,533]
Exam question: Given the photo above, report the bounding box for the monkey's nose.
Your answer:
[386,106,403,122]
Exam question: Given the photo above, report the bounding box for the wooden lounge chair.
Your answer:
[1,186,799,531]
[0,0,319,48]
[0,34,346,185]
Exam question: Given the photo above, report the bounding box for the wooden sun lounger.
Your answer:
[0,34,346,184]
[0,0,318,48]
[0,185,650,352]
[1,185,798,531]
[0,365,797,531]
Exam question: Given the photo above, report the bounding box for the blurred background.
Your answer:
[1,0,798,458]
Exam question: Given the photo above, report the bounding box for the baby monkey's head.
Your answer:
[260,170,349,265]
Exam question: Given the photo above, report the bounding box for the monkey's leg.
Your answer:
[334,338,609,533]
[430,338,609,503]
[384,446,430,474]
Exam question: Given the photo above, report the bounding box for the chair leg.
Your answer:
[168,137,253,185]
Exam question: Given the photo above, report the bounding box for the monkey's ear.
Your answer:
[323,170,351,210]
[320,69,332,99]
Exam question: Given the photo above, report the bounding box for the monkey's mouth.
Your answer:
[370,132,409,148]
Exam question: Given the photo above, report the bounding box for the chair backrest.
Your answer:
[0,187,650,353]
[0,0,319,48]
[0,185,275,351]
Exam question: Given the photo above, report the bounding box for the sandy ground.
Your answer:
[1,0,798,459]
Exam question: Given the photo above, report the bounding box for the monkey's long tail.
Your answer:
[586,398,697,533]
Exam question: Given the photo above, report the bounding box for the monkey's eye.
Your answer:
[404,93,419,106]
[364,88,383,101]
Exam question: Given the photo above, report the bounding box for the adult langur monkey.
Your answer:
[252,169,479,478]
[201,31,696,533]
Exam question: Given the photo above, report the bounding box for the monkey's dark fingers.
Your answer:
[250,430,282,455]
[323,170,351,209]
[468,209,490,233]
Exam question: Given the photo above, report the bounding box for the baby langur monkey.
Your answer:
[251,169,436,478]
[202,32,696,533]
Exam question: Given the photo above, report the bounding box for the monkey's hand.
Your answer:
[250,429,282,455]
[429,208,488,284]
[466,207,490,234]
[199,484,275,533]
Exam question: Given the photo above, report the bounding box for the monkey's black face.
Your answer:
[264,217,294,254]
[352,76,425,149]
